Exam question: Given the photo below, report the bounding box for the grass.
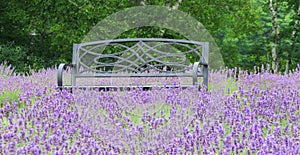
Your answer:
[0,89,20,107]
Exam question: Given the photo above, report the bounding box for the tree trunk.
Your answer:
[269,0,280,72]
[285,3,300,74]
[141,0,183,35]
[140,0,182,10]
[140,0,146,6]
[166,0,182,10]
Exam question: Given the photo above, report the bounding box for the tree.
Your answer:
[266,0,300,73]
[1,0,298,73]
[285,2,300,73]
[269,0,280,72]
[0,0,136,71]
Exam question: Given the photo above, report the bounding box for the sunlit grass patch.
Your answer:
[0,89,20,104]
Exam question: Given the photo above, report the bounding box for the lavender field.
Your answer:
[1,63,300,155]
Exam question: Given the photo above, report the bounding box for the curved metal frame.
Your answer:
[192,56,208,87]
[57,63,74,90]
[192,62,201,85]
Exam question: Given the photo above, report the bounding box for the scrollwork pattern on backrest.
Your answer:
[76,38,204,74]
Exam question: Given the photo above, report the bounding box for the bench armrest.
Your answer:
[57,63,74,89]
[192,62,201,85]
[193,56,208,89]
[200,56,208,89]
[200,56,208,66]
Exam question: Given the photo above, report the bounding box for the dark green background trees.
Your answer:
[0,0,299,74]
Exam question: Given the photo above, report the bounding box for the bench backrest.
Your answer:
[72,38,208,78]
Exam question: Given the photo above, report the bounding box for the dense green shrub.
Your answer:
[0,42,52,74]
[0,42,27,73]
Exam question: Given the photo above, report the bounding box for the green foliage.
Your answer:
[0,0,299,73]
[0,42,49,74]
[0,43,27,73]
